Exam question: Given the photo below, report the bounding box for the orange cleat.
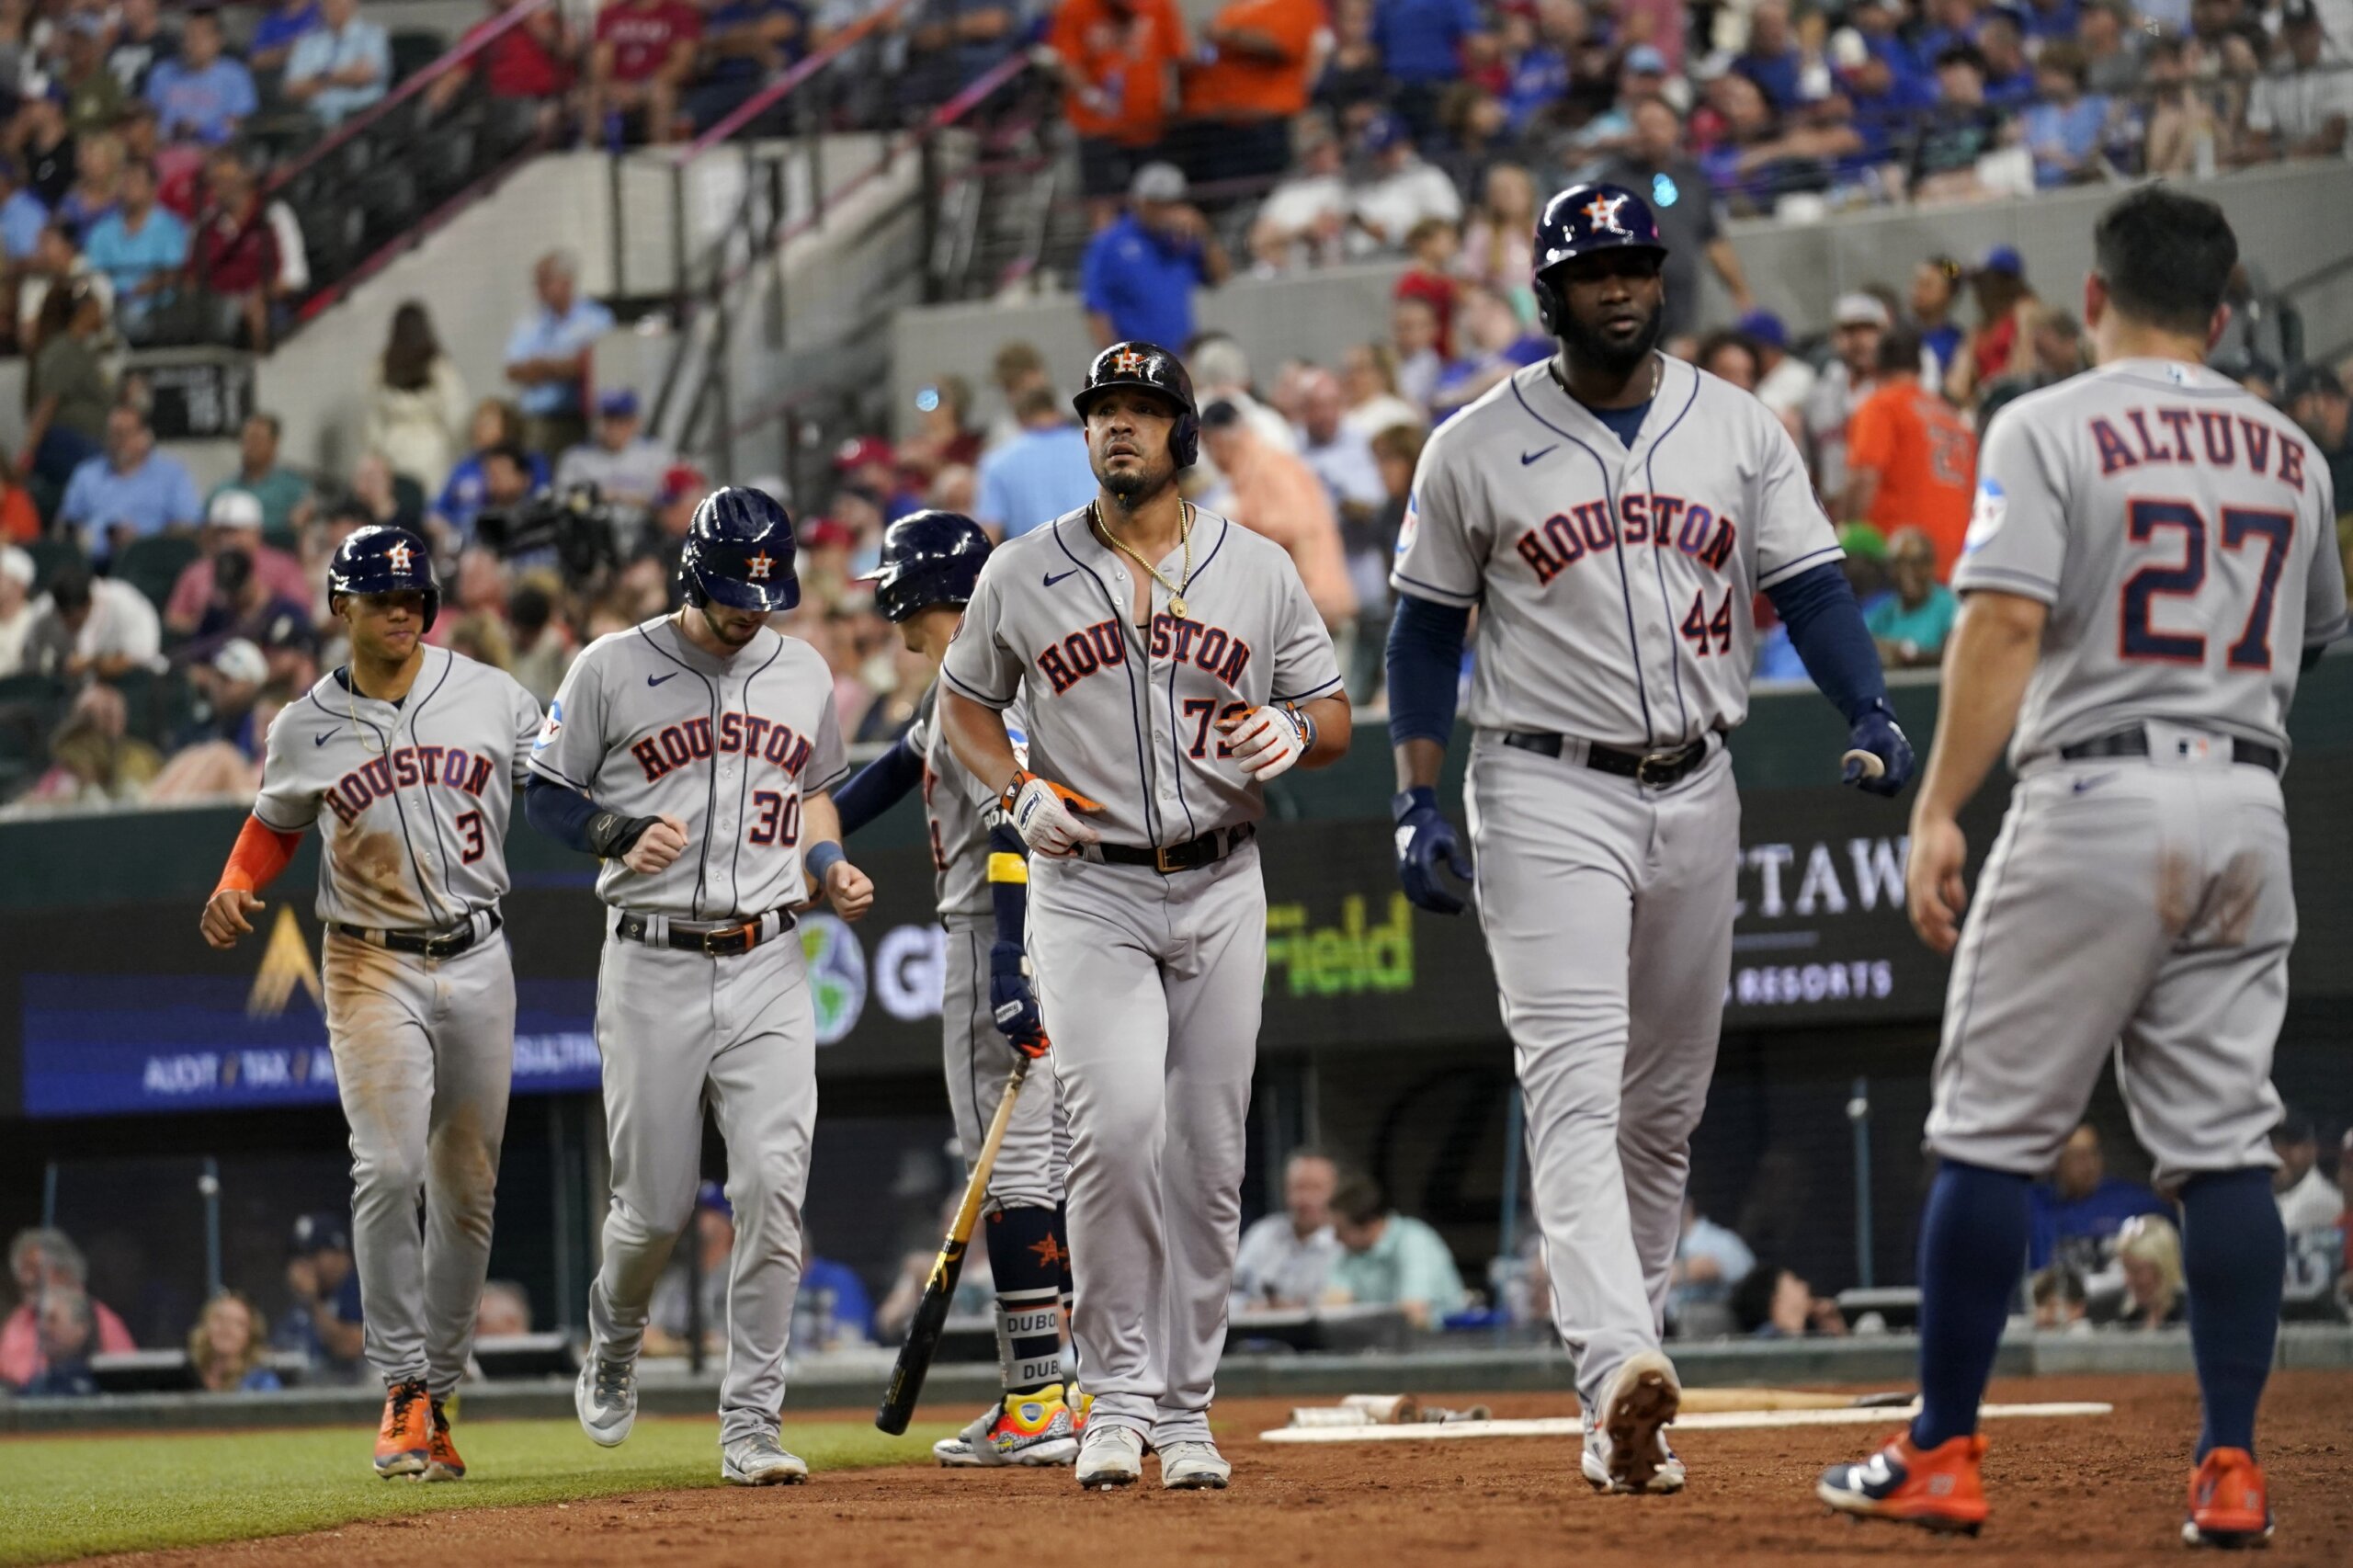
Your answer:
[373,1380,431,1479]
[1817,1430,1989,1536]
[2182,1449,2272,1549]
[424,1398,466,1482]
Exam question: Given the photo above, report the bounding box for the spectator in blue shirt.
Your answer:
[284,0,391,128]
[1079,162,1228,351]
[2020,0,2079,40]
[248,0,322,78]
[2028,1123,2167,1275]
[435,398,549,541]
[504,249,616,452]
[1908,0,1982,75]
[271,1213,366,1384]
[974,383,1097,538]
[60,405,205,555]
[1733,0,1805,112]
[1373,0,1484,85]
[1975,11,2037,108]
[2021,42,2109,186]
[144,11,258,147]
[0,155,48,264]
[81,160,188,334]
[1496,6,1566,134]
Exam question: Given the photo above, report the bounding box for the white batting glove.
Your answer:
[1006,772,1104,858]
[1220,705,1314,782]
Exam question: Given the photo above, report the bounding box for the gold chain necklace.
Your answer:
[1092,499,1196,619]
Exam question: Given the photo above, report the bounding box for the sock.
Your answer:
[984,1204,1067,1397]
[2179,1168,2282,1461]
[1910,1160,2032,1451]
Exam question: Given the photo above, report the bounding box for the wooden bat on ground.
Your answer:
[875,1059,1030,1435]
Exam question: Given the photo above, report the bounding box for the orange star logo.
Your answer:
[1029,1233,1068,1269]
[1112,348,1147,376]
[387,540,414,573]
[747,551,775,580]
[1582,193,1629,234]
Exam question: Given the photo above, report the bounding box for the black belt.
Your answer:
[332,911,498,959]
[1097,823,1255,875]
[613,907,796,956]
[2059,728,2282,775]
[1501,732,1711,788]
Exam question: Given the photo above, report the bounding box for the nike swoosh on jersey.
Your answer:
[1043,569,1081,587]
[1520,446,1557,466]
[2071,773,2116,795]
[647,672,680,687]
[313,730,335,747]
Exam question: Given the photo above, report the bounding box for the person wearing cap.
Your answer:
[2241,1,2352,165]
[554,387,675,533]
[830,435,921,522]
[273,1213,367,1383]
[165,489,313,637]
[1041,0,1190,227]
[0,545,38,677]
[146,636,278,801]
[1180,0,1322,181]
[504,250,617,457]
[1736,309,1816,429]
[1080,160,1228,350]
[2284,363,2353,511]
[1945,244,2037,404]
[1586,99,1757,342]
[1800,292,1888,497]
[1347,112,1461,256]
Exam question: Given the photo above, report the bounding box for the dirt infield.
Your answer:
[95,1371,2352,1568]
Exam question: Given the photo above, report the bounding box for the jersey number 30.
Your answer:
[2120,499,2293,670]
[748,790,801,846]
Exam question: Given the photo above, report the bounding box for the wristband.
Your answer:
[1392,785,1438,823]
[805,840,845,881]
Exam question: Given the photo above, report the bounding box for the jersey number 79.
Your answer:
[2120,498,2293,670]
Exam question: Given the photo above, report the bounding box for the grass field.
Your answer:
[0,1412,951,1564]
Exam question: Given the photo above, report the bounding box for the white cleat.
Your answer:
[1159,1439,1232,1491]
[1591,1350,1683,1494]
[722,1430,811,1485]
[1074,1423,1145,1490]
[574,1350,638,1449]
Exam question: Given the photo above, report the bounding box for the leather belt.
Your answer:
[1097,822,1256,875]
[2059,727,2282,775]
[1501,731,1712,788]
[333,911,499,959]
[613,908,796,956]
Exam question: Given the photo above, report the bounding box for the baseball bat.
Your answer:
[1842,748,1886,780]
[874,1059,1030,1435]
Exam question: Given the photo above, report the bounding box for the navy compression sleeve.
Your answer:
[832,732,925,836]
[1766,562,1889,723]
[525,773,601,855]
[1385,593,1472,747]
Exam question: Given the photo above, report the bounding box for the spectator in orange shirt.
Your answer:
[1199,397,1357,631]
[1180,0,1322,187]
[1842,325,1978,581]
[1045,0,1189,226]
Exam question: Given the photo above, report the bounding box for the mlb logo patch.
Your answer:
[533,698,563,751]
[1963,477,2006,553]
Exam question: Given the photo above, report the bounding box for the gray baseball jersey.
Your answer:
[254,647,541,929]
[1392,356,1841,748]
[528,616,849,917]
[1956,358,2348,771]
[939,507,1343,849]
[906,682,1029,923]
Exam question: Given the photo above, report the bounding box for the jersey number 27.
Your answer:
[2120,499,2293,670]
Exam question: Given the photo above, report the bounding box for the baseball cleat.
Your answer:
[1594,1350,1682,1494]
[574,1348,639,1448]
[2181,1448,2272,1548]
[1159,1439,1232,1491]
[1069,1386,1094,1436]
[1583,1422,1685,1494]
[373,1380,431,1479]
[1074,1423,1145,1490]
[932,1385,1080,1467]
[722,1430,810,1485]
[423,1398,465,1481]
[1818,1430,1988,1535]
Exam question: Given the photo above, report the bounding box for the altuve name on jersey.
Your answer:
[630,710,817,783]
[1514,494,1738,585]
[323,745,500,824]
[1035,613,1254,696]
[2090,406,2307,486]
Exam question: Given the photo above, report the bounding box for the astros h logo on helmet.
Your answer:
[1112,348,1147,375]
[387,540,414,574]
[748,551,775,581]
[1582,194,1630,234]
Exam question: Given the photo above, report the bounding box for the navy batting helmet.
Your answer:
[1073,340,1199,469]
[858,509,990,623]
[680,486,800,613]
[1530,182,1669,336]
[327,525,438,631]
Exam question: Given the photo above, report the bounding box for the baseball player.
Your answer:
[1819,188,2345,1545]
[831,510,1083,1469]
[199,525,540,1483]
[937,342,1351,1491]
[524,487,875,1485]
[1384,184,1914,1494]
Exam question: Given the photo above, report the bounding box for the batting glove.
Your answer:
[1221,704,1316,782]
[988,940,1051,1060]
[1003,770,1103,858]
[1392,786,1474,915]
[1844,699,1915,798]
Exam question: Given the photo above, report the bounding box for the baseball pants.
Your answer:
[1029,841,1266,1446]
[1926,754,2291,1187]
[1465,734,1738,1415]
[941,914,1064,1210]
[587,926,818,1444]
[323,927,516,1397]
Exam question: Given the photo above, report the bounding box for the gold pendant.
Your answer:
[1168,595,1188,619]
